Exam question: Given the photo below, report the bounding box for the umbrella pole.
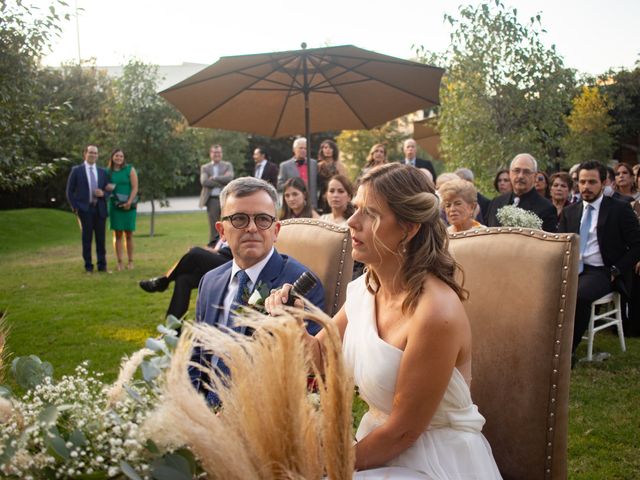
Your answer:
[302,43,311,165]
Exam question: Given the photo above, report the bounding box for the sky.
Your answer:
[37,0,639,76]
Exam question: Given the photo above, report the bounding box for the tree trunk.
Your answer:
[149,198,156,237]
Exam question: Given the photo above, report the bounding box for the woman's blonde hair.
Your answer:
[359,164,467,314]
[439,178,478,205]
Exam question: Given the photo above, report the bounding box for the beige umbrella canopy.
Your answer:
[413,118,441,160]
[160,44,444,144]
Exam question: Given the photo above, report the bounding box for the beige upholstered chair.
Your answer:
[276,219,354,316]
[449,227,579,480]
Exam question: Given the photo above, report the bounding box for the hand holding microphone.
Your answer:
[265,271,318,314]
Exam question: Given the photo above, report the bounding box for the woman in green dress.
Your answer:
[107,149,139,270]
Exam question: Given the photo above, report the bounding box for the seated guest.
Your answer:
[549,172,573,224]
[484,153,557,232]
[493,168,512,195]
[440,178,482,233]
[192,177,325,404]
[455,167,490,220]
[319,175,355,227]
[280,177,320,220]
[535,171,551,199]
[139,241,233,320]
[614,162,640,201]
[558,161,640,357]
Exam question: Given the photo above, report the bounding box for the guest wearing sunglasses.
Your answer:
[191,177,325,405]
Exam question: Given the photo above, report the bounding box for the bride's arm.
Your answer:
[354,294,465,471]
[265,284,349,372]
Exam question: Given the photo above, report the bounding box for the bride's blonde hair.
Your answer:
[359,163,467,314]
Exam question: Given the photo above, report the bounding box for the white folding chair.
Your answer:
[583,292,626,361]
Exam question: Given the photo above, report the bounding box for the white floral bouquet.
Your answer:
[496,205,543,230]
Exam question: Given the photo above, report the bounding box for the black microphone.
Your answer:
[284,271,318,306]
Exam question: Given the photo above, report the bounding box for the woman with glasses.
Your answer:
[267,164,501,478]
[534,171,550,199]
[280,177,320,220]
[614,162,640,201]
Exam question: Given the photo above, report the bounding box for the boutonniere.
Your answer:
[242,281,270,310]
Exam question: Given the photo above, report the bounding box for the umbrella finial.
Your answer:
[301,42,307,49]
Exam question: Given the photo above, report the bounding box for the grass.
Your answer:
[1,208,639,478]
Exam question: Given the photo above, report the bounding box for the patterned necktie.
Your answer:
[89,166,97,204]
[230,270,250,329]
[578,204,593,274]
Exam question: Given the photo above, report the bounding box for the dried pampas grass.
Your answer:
[143,305,354,479]
[105,347,154,407]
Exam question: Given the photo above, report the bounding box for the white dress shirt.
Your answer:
[210,162,221,197]
[255,160,267,179]
[84,161,97,203]
[221,247,275,325]
[581,194,604,267]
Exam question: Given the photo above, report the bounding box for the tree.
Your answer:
[561,86,616,165]
[106,60,194,236]
[0,0,71,190]
[416,1,576,191]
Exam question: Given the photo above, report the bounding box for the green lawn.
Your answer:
[1,208,638,479]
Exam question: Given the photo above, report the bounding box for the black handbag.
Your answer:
[114,193,139,208]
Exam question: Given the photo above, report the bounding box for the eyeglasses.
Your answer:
[511,168,535,176]
[221,213,276,230]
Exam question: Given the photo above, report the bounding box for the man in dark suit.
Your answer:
[252,146,278,188]
[277,137,319,209]
[559,161,640,355]
[66,144,110,272]
[192,176,325,404]
[402,138,437,182]
[484,153,557,232]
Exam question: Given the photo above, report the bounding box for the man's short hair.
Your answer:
[210,144,222,150]
[83,144,98,155]
[455,167,474,182]
[578,161,607,182]
[292,137,307,149]
[568,163,581,176]
[510,153,538,172]
[220,177,278,211]
[403,138,416,148]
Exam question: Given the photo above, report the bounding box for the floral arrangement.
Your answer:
[496,205,543,230]
[242,280,270,310]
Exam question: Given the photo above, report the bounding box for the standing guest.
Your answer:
[549,172,573,223]
[319,175,355,227]
[535,171,551,199]
[568,164,581,203]
[66,144,110,273]
[199,144,234,243]
[280,177,320,220]
[107,149,138,271]
[192,177,325,405]
[614,162,640,201]
[252,147,278,188]
[266,164,501,477]
[317,139,347,213]
[455,167,490,220]
[401,138,437,181]
[440,179,482,233]
[278,137,319,209]
[559,161,640,357]
[493,169,512,195]
[484,153,557,232]
[629,167,640,336]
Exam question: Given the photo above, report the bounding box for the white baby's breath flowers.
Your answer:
[496,205,544,230]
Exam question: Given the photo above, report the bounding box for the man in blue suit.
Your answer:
[66,145,110,272]
[192,176,325,404]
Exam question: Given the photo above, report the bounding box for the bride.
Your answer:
[266,163,501,479]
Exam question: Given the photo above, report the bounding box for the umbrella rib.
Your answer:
[270,55,306,137]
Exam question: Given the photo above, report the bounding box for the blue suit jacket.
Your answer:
[66,163,110,218]
[192,249,325,401]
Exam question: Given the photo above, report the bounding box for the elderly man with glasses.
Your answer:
[191,176,325,404]
[484,153,558,232]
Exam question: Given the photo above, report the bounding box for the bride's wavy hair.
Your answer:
[359,163,467,314]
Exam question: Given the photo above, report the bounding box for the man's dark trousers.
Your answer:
[78,204,106,271]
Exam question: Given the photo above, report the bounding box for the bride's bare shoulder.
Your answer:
[412,274,468,331]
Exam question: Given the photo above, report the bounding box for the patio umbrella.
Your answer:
[413,118,441,160]
[160,44,444,159]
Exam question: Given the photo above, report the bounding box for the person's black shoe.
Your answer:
[139,276,169,293]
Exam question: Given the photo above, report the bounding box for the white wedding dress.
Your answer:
[343,276,502,479]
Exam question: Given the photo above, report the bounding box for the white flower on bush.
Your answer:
[496,205,543,230]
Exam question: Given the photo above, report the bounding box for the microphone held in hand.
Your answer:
[284,271,318,306]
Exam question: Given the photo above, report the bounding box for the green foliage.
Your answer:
[601,65,640,161]
[0,0,72,190]
[561,86,616,164]
[416,1,576,189]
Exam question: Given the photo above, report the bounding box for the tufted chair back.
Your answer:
[277,219,354,316]
[449,228,579,480]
